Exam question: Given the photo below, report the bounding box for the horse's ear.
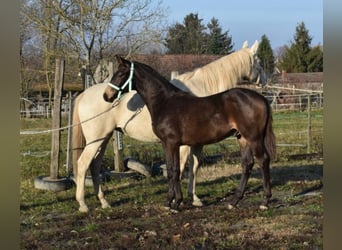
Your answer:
[114,55,123,64]
[242,40,248,49]
[114,55,130,66]
[250,40,259,54]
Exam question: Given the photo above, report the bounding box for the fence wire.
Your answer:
[20,90,323,159]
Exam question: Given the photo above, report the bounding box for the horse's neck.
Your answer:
[171,50,251,97]
[134,66,179,116]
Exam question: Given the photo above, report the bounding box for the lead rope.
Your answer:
[20,99,121,135]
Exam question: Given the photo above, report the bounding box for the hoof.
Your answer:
[102,203,111,209]
[228,204,237,210]
[163,202,171,211]
[163,205,179,214]
[79,206,89,213]
[259,205,269,210]
[192,199,203,207]
[100,199,111,209]
[169,208,179,214]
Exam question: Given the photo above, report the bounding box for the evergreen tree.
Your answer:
[206,18,233,55]
[257,34,275,77]
[184,13,207,54]
[307,45,323,72]
[280,22,323,72]
[165,23,187,54]
[280,44,297,72]
[165,13,206,54]
[165,13,233,55]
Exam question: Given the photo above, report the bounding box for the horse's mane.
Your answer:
[134,60,183,93]
[171,48,254,96]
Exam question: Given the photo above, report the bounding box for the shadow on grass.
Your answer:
[21,161,323,211]
[194,162,323,206]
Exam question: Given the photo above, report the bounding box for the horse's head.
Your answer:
[243,40,266,86]
[103,55,134,103]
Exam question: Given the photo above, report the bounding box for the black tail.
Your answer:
[264,103,276,160]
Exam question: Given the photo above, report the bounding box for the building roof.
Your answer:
[273,72,323,84]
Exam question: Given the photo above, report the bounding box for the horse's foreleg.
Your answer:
[75,143,101,212]
[188,145,203,206]
[164,143,183,211]
[90,136,112,210]
[229,140,254,209]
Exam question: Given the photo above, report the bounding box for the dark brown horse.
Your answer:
[103,55,276,211]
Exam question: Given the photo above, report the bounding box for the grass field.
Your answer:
[20,109,323,249]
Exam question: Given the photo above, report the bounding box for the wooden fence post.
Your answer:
[50,59,64,179]
[113,131,125,172]
[307,94,312,154]
[171,71,179,80]
[66,91,73,174]
[34,58,72,191]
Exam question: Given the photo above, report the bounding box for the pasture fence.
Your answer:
[262,84,323,112]
[20,72,323,178]
[20,94,323,172]
[19,85,324,118]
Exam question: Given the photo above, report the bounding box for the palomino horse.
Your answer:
[73,41,265,212]
[103,56,276,212]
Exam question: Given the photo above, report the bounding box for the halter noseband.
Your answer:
[107,62,134,100]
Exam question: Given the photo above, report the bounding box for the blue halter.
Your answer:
[107,62,134,100]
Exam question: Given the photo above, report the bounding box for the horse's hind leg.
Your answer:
[229,139,254,209]
[179,145,189,179]
[188,145,203,206]
[89,136,112,210]
[254,144,272,210]
[76,142,102,212]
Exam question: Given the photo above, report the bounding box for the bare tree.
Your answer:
[52,0,167,74]
[20,0,31,99]
[21,0,168,100]
[22,0,67,108]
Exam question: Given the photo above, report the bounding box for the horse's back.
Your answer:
[225,87,268,107]
[222,87,270,128]
[226,87,265,98]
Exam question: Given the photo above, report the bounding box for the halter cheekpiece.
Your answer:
[107,62,134,100]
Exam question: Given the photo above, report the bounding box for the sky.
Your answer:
[164,0,323,50]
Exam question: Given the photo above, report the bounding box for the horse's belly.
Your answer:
[181,117,234,146]
[182,129,231,145]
